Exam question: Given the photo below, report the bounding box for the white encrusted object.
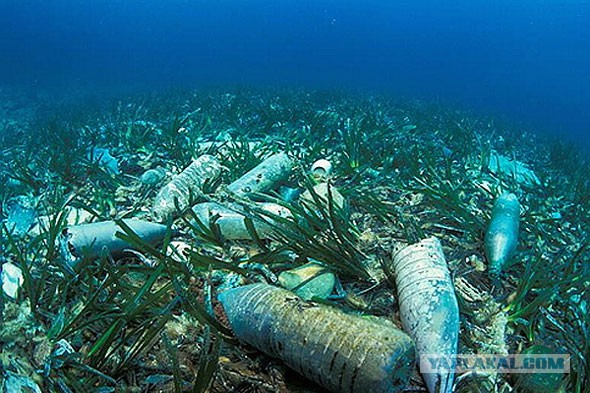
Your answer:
[227,152,294,196]
[1,262,24,299]
[389,237,459,393]
[152,154,222,222]
[191,202,291,240]
[310,158,333,180]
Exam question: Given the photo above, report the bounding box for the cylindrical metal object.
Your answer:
[389,237,458,393]
[484,193,520,278]
[152,155,221,222]
[191,202,291,240]
[227,152,293,196]
[218,283,416,393]
[60,219,167,267]
[300,182,345,211]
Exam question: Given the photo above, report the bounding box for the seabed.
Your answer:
[0,87,588,392]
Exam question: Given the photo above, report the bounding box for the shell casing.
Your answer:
[152,154,221,222]
[389,237,459,393]
[191,202,292,240]
[227,152,294,196]
[218,283,416,393]
[59,219,167,267]
[484,193,520,278]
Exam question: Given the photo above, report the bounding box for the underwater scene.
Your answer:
[1,1,589,393]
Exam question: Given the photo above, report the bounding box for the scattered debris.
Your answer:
[488,151,541,186]
[191,202,292,240]
[310,158,333,181]
[90,147,120,175]
[4,196,36,236]
[1,371,42,393]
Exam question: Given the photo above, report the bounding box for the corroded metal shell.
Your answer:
[218,283,415,393]
[484,193,520,278]
[59,219,167,268]
[191,202,292,240]
[227,152,294,196]
[152,154,221,222]
[389,237,458,393]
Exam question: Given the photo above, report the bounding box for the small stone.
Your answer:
[278,262,335,300]
[140,167,166,185]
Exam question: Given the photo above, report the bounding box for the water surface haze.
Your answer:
[1,0,588,147]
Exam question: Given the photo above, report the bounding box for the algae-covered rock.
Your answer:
[140,167,166,185]
[515,345,565,393]
[277,262,335,300]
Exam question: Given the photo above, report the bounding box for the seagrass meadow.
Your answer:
[0,87,588,393]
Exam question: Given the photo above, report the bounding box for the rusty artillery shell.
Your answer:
[152,154,221,222]
[389,237,458,393]
[60,219,167,267]
[484,192,520,278]
[227,152,294,196]
[218,283,415,393]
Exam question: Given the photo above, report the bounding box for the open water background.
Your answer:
[1,0,588,147]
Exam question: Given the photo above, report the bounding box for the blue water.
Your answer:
[1,0,589,147]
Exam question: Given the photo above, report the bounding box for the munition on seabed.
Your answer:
[191,202,292,240]
[484,192,520,278]
[218,283,415,393]
[227,152,294,196]
[60,219,167,268]
[152,154,221,222]
[388,237,459,393]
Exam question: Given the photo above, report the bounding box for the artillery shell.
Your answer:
[300,182,346,211]
[191,202,291,240]
[152,154,221,222]
[60,219,167,267]
[389,237,459,393]
[218,283,415,393]
[227,152,293,196]
[484,193,520,278]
